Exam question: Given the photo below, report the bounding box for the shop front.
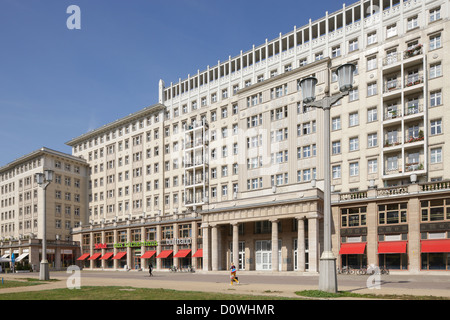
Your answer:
[421,239,450,270]
[339,242,367,269]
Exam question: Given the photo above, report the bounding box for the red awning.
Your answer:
[421,239,450,253]
[339,242,366,255]
[156,250,173,258]
[141,250,157,259]
[88,252,102,260]
[112,252,127,260]
[100,252,114,260]
[378,241,407,254]
[192,249,203,258]
[77,253,90,261]
[174,249,191,258]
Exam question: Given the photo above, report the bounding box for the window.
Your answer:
[378,203,407,225]
[429,7,441,23]
[430,90,442,107]
[349,112,359,127]
[341,207,366,227]
[349,88,359,102]
[368,159,378,174]
[430,147,442,163]
[429,34,441,50]
[368,133,378,148]
[332,141,341,155]
[271,106,288,121]
[367,107,377,122]
[407,16,418,30]
[332,165,341,179]
[430,119,442,135]
[332,46,341,58]
[349,162,359,176]
[367,56,377,70]
[349,39,358,52]
[430,63,442,79]
[367,82,377,96]
[332,117,341,131]
[386,24,397,38]
[421,199,450,222]
[367,32,377,45]
[387,156,398,171]
[349,137,359,151]
[315,52,324,61]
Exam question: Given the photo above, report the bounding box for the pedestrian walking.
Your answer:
[230,263,239,285]
[149,263,153,277]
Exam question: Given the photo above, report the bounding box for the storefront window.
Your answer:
[421,198,450,222]
[118,230,127,242]
[162,226,173,239]
[341,207,366,227]
[378,203,407,225]
[179,224,192,238]
[131,229,141,242]
[146,227,156,241]
[421,253,450,270]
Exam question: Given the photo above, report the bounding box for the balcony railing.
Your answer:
[403,44,423,59]
[405,162,424,172]
[384,109,402,120]
[382,44,423,66]
[404,103,423,116]
[404,75,423,87]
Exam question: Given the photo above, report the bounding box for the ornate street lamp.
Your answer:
[35,169,54,281]
[300,63,356,293]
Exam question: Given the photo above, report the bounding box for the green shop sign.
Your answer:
[114,241,158,248]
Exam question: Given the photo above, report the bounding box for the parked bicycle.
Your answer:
[170,265,178,272]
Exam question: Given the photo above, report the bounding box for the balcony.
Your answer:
[384,108,402,121]
[404,103,423,118]
[404,162,424,172]
[403,44,423,60]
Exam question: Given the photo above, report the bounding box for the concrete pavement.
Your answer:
[0,270,449,299]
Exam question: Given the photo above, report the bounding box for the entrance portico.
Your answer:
[200,189,324,273]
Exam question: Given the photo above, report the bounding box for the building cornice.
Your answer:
[0,147,87,174]
[65,103,166,147]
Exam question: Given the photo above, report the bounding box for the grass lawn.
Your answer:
[0,286,302,300]
[295,290,450,300]
[0,277,53,289]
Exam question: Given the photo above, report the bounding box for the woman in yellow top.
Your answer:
[230,263,239,285]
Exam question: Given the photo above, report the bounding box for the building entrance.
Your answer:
[255,240,281,271]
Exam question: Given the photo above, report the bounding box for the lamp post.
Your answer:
[300,63,356,293]
[35,170,54,281]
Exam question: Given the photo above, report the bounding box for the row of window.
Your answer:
[341,196,450,229]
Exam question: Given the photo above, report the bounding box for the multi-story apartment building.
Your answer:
[68,0,450,273]
[0,148,89,271]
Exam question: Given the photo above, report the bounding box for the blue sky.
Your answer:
[0,0,344,166]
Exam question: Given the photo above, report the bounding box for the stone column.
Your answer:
[101,230,106,269]
[232,222,239,270]
[191,221,198,270]
[140,224,146,270]
[113,229,118,270]
[408,184,421,273]
[126,227,131,269]
[308,215,319,273]
[156,224,162,270]
[173,222,179,268]
[89,231,94,269]
[271,219,279,272]
[297,217,306,272]
[211,224,219,271]
[201,223,210,271]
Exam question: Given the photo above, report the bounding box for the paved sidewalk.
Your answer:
[0,271,449,299]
